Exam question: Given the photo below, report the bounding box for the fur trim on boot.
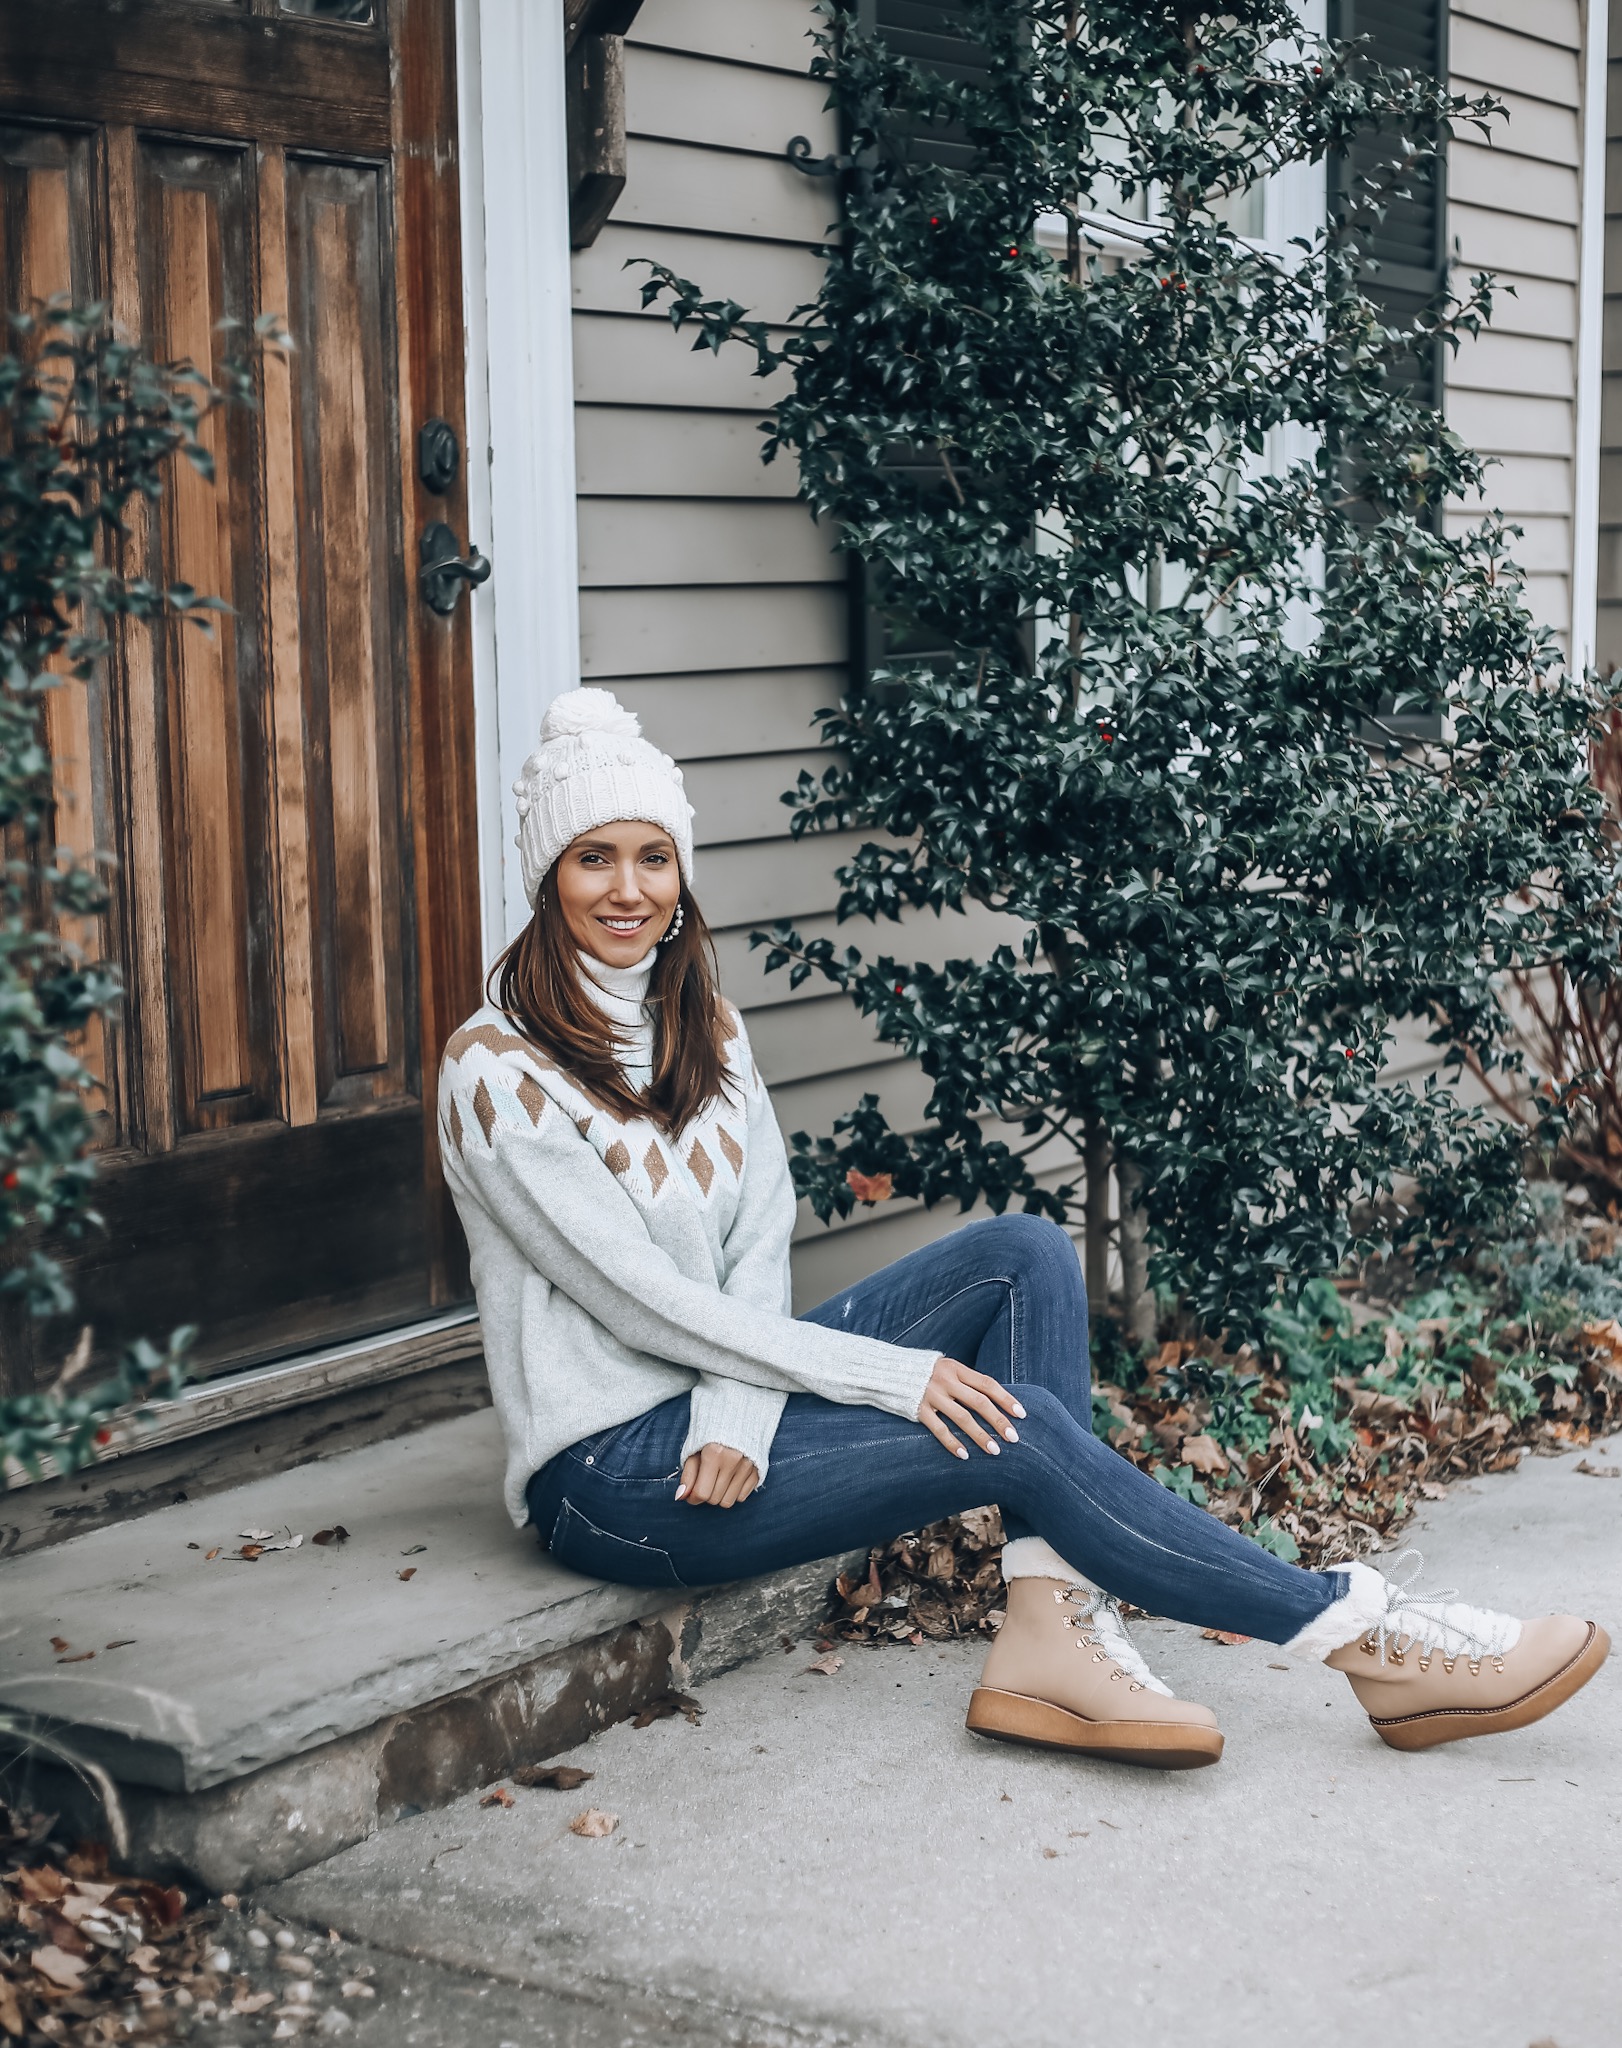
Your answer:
[999,1536,1096,1591]
[1281,1561,1395,1662]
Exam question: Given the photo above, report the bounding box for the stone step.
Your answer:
[0,1408,855,1892]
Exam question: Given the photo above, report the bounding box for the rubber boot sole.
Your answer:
[1367,1621,1610,1752]
[965,1686,1224,1770]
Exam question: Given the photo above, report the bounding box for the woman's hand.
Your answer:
[918,1356,1025,1460]
[677,1441,760,1507]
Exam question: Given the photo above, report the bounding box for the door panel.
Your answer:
[141,140,279,1133]
[0,0,483,1387]
[283,158,414,1111]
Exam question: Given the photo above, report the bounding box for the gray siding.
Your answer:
[576,0,998,1304]
[1447,0,1583,643]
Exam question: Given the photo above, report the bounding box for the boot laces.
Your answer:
[1363,1550,1520,1669]
[1059,1589,1174,1697]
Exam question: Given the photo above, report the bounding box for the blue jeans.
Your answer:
[525,1214,1346,1644]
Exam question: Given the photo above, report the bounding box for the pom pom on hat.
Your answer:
[539,687,643,744]
[513,688,695,907]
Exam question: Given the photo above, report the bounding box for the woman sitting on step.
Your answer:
[439,688,1608,1771]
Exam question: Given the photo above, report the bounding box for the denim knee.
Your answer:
[993,1382,1091,1504]
[967,1212,1085,1303]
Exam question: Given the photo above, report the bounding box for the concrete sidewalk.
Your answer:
[265,1438,1622,2048]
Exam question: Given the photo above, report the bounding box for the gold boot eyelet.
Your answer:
[1359,1638,1379,1657]
[1417,1653,1431,1672]
[1442,1656,1457,1674]
[1388,1646,1405,1666]
[1492,1656,1505,1674]
[1468,1658,1482,1676]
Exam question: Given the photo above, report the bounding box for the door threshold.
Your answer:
[4,1310,482,1491]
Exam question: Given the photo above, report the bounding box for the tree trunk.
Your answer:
[1082,1114,1112,1313]
[1115,1157,1157,1348]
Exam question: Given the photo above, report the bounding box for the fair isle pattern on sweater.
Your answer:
[440,1012,749,1212]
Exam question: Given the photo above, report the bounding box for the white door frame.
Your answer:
[456,0,582,960]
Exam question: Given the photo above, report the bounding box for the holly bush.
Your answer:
[640,0,1622,1339]
[0,302,257,1475]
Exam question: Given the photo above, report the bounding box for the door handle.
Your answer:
[420,521,492,615]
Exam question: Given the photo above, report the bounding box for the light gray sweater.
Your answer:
[438,954,940,1526]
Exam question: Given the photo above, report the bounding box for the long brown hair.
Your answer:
[490,881,736,1134]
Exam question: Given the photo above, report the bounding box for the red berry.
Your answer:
[930,216,940,225]
[94,1428,111,1446]
[2,1172,16,1191]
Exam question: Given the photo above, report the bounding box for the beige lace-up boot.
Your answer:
[967,1577,1224,1769]
[1314,1556,1608,1752]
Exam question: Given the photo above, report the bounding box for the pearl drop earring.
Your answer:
[663,901,686,945]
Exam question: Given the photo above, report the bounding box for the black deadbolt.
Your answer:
[417,417,460,495]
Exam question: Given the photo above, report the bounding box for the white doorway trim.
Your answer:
[456,0,582,960]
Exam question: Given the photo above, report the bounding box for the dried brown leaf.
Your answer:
[397,1567,416,1581]
[31,1945,88,1990]
[511,1765,593,1791]
[479,1787,515,1809]
[1200,1629,1251,1647]
[804,1655,843,1676]
[630,1690,703,1728]
[568,1808,618,1839]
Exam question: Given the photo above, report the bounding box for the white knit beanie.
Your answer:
[513,688,695,907]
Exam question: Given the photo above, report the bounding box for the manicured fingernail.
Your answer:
[1004,1427,1019,1443]
[956,1446,970,1460]
[675,1485,688,1499]
[986,1440,1000,1454]
[1012,1402,1027,1418]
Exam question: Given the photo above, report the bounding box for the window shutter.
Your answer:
[849,4,999,692]
[1329,0,1449,739]
[1328,0,1450,409]
[858,1,992,171]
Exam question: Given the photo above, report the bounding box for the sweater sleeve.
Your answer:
[681,1376,786,1483]
[452,1071,940,1431]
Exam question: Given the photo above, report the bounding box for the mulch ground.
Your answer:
[0,1811,375,2045]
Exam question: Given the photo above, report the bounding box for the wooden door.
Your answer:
[0,0,484,1381]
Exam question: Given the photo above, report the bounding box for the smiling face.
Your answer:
[549,820,682,968]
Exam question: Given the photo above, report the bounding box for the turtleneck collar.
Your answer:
[577,947,654,1017]
[576,947,656,1091]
